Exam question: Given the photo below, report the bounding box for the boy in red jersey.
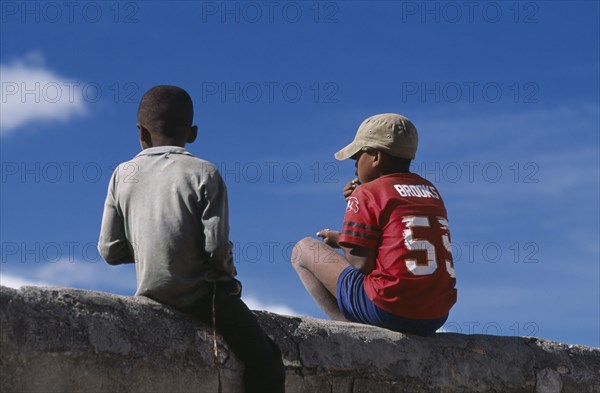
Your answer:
[292,113,456,335]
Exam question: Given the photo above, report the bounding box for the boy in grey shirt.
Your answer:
[99,85,284,392]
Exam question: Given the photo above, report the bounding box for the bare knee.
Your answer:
[295,237,320,250]
[291,237,320,269]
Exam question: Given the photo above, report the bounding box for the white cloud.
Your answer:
[34,258,136,291]
[418,103,599,154]
[0,51,87,135]
[1,258,135,293]
[0,272,52,288]
[414,104,599,202]
[440,145,599,202]
[243,294,300,316]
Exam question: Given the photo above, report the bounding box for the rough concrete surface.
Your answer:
[1,285,598,392]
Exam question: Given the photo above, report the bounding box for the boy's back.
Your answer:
[339,172,456,320]
[98,85,285,392]
[99,146,235,308]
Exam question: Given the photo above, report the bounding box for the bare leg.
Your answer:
[291,237,350,321]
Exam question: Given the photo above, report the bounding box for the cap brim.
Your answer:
[334,141,362,160]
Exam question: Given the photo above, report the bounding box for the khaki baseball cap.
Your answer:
[334,113,418,160]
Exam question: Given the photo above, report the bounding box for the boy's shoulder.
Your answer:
[133,147,217,168]
[358,173,442,202]
[112,147,222,182]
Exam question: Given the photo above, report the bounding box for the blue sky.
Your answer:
[1,1,598,346]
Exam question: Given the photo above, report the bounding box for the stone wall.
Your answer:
[1,286,598,392]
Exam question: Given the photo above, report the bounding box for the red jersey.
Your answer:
[339,173,457,319]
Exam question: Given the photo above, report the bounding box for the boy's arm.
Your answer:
[317,229,376,274]
[200,168,235,275]
[98,170,134,265]
[337,184,380,275]
[342,245,376,275]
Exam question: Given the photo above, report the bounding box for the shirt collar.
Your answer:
[135,146,192,157]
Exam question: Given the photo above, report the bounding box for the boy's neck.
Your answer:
[142,142,186,149]
[141,136,187,150]
[381,169,411,175]
[138,125,197,150]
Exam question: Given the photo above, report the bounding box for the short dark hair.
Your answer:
[137,85,193,137]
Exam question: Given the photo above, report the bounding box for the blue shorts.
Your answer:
[336,266,447,336]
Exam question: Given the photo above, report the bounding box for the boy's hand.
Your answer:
[343,178,360,199]
[316,229,341,248]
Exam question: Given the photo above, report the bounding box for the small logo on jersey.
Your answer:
[346,197,359,213]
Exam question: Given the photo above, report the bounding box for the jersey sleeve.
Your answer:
[338,187,381,249]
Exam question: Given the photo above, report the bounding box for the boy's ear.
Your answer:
[187,125,198,144]
[372,151,383,168]
[138,124,152,148]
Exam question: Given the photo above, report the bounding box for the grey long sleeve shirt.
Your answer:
[98,146,236,308]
